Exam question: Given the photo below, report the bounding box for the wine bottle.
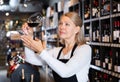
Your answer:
[92,23,100,42]
[92,0,100,18]
[104,52,109,70]
[113,0,120,13]
[118,50,120,73]
[92,48,97,65]
[103,73,109,82]
[95,48,101,67]
[113,21,119,43]
[101,0,110,16]
[113,0,118,13]
[114,51,118,72]
[118,1,120,12]
[108,50,113,71]
[117,21,120,43]
[94,71,100,82]
[84,0,90,20]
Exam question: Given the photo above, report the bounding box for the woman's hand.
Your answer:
[21,35,44,54]
[22,23,33,36]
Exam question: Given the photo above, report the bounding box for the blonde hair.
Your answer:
[60,12,86,45]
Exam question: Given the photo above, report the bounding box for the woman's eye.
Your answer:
[65,23,70,26]
[58,22,70,26]
[58,22,62,25]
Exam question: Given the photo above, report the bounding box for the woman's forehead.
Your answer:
[60,16,72,22]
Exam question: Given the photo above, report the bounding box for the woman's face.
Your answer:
[58,16,79,41]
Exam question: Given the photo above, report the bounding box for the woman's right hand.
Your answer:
[22,23,33,36]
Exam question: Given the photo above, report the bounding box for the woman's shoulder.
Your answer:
[74,44,91,56]
[77,44,91,51]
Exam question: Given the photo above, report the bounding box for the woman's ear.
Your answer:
[75,26,80,34]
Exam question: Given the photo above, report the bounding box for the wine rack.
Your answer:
[82,0,120,81]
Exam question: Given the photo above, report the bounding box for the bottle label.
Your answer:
[97,60,101,66]
[105,58,109,63]
[108,63,112,70]
[114,65,118,72]
[118,66,120,73]
[103,62,106,68]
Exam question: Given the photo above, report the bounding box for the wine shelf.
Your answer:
[90,65,120,78]
[87,42,120,48]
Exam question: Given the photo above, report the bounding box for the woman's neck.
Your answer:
[64,39,75,47]
[63,41,75,55]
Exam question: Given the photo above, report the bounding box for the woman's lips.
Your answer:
[59,31,65,35]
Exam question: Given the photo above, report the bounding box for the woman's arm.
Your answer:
[39,44,91,78]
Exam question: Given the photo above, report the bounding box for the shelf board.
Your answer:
[90,65,120,78]
[87,42,120,48]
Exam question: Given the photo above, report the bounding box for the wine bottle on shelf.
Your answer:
[113,21,119,43]
[103,73,109,82]
[94,71,101,82]
[118,50,120,73]
[92,25,100,42]
[113,0,118,13]
[118,21,120,43]
[92,0,100,18]
[84,24,90,41]
[102,47,110,70]
[108,50,113,71]
[92,48,97,65]
[84,1,90,20]
[113,21,117,43]
[118,1,120,12]
[105,24,110,42]
[113,0,120,13]
[114,51,119,73]
[104,52,109,70]
[102,23,111,43]
[101,0,110,16]
[95,48,101,67]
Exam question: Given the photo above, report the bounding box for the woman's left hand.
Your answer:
[21,35,44,54]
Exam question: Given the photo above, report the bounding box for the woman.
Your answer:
[21,12,92,82]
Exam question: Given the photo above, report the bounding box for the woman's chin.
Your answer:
[59,36,65,39]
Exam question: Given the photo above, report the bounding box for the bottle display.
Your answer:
[92,21,100,42]
[112,17,120,43]
[84,23,90,41]
[101,19,111,43]
[92,0,100,18]
[81,0,120,81]
[101,0,110,16]
[84,0,90,20]
[112,0,120,13]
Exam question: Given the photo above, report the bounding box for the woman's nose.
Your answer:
[59,25,65,29]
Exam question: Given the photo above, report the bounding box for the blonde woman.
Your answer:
[21,12,91,82]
